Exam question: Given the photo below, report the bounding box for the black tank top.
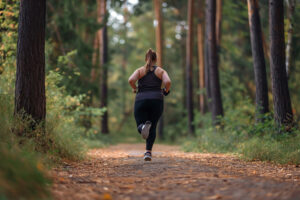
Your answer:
[135,66,163,101]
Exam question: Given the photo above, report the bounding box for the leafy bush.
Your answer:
[0,66,94,199]
[181,73,300,165]
[45,70,87,161]
[240,132,300,164]
[183,102,300,164]
[0,95,50,199]
[0,146,50,200]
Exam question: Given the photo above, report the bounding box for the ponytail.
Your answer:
[144,48,157,72]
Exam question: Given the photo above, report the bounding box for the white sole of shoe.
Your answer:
[144,155,152,161]
[141,121,151,140]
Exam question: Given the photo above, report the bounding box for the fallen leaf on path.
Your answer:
[101,193,112,200]
[206,194,222,200]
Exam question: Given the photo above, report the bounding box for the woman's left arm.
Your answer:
[128,69,140,93]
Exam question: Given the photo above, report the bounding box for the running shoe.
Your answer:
[144,152,152,161]
[141,121,152,140]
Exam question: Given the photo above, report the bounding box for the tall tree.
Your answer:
[205,0,223,125]
[99,0,109,134]
[285,0,296,76]
[247,0,269,121]
[204,31,211,111]
[181,24,187,112]
[91,35,99,82]
[269,0,293,127]
[154,0,164,138]
[121,5,129,118]
[15,0,46,125]
[186,0,195,134]
[197,0,205,114]
[215,0,222,48]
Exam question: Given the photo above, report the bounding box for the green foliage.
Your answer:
[0,95,50,199]
[240,134,300,164]
[0,0,18,94]
[183,103,300,164]
[45,70,87,161]
[0,145,50,200]
[0,1,98,195]
[0,1,300,198]
[182,67,300,164]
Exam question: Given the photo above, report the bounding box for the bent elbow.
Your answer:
[128,78,133,84]
[165,80,171,87]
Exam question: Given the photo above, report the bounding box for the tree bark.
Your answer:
[204,32,211,110]
[121,5,129,118]
[181,24,187,112]
[269,0,293,127]
[15,0,46,125]
[99,0,109,134]
[197,0,205,114]
[91,33,99,82]
[247,0,269,121]
[216,0,222,49]
[186,0,195,134]
[261,32,270,60]
[206,0,223,125]
[154,0,163,69]
[154,0,165,139]
[285,0,296,76]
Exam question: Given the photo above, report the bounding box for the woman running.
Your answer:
[128,48,171,161]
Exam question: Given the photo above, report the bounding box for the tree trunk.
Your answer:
[154,0,164,139]
[216,0,222,49]
[261,32,270,60]
[269,0,293,127]
[247,0,269,121]
[181,24,187,112]
[99,0,109,134]
[154,0,163,69]
[206,0,223,125]
[121,6,129,118]
[197,0,205,114]
[204,32,211,110]
[91,33,99,82]
[285,0,296,76]
[186,0,195,134]
[15,0,46,126]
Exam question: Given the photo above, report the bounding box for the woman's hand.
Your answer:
[162,88,170,96]
[132,88,137,93]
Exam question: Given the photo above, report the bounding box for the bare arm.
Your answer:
[128,69,140,92]
[161,69,171,92]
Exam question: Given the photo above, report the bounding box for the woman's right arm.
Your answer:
[128,69,140,93]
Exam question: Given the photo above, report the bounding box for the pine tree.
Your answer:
[15,0,46,126]
[269,0,293,127]
[247,0,269,121]
[205,0,223,125]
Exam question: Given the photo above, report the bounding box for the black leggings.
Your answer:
[134,99,163,150]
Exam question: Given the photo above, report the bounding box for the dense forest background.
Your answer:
[0,0,300,198]
[42,0,300,138]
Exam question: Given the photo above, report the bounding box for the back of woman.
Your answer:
[128,48,171,161]
[136,65,162,101]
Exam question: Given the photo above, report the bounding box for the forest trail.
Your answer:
[52,144,300,200]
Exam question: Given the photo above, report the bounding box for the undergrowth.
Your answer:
[0,69,106,198]
[182,98,300,165]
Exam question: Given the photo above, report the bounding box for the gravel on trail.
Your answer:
[52,144,300,200]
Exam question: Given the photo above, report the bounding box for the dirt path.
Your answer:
[52,144,300,200]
